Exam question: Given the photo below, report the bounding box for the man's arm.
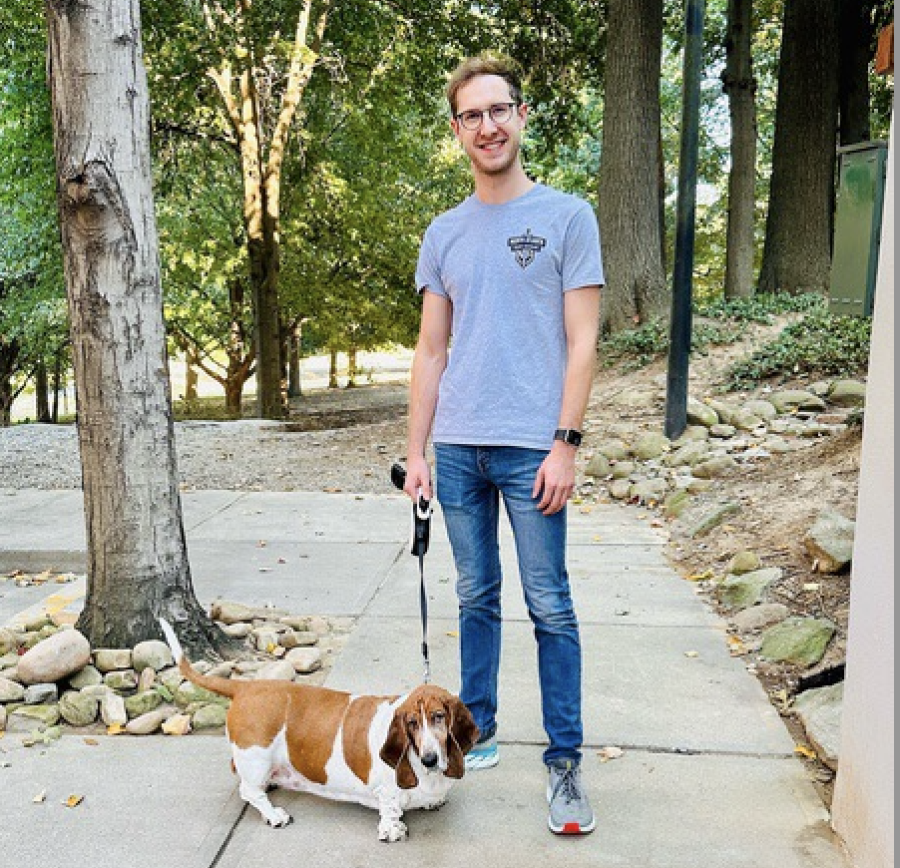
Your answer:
[534,285,601,515]
[405,291,452,501]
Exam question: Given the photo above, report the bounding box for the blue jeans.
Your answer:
[434,443,583,766]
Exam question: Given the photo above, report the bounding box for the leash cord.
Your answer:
[418,551,431,683]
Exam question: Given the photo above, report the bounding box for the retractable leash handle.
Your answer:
[390,463,433,682]
[390,463,432,556]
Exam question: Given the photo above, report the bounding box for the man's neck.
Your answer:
[472,165,535,205]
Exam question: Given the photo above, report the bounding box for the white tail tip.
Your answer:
[158,617,184,663]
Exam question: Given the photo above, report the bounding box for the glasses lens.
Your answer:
[459,111,483,130]
[490,103,514,124]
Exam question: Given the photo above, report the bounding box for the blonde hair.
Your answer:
[446,54,524,115]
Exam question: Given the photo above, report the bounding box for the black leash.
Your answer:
[391,463,433,683]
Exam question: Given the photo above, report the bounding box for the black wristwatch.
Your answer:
[554,428,583,448]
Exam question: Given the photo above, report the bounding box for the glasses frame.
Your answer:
[453,101,519,132]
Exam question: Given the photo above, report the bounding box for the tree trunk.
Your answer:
[0,341,17,427]
[208,0,332,420]
[722,0,758,299]
[597,0,668,333]
[35,360,51,422]
[328,349,339,389]
[758,0,841,295]
[287,324,302,399]
[51,349,63,423]
[838,0,875,146]
[184,349,198,402]
[45,0,236,657]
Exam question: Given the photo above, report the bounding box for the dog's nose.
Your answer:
[421,751,439,768]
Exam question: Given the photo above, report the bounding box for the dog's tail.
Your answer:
[158,617,240,699]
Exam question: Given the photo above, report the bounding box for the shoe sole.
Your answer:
[548,816,597,835]
[465,750,500,771]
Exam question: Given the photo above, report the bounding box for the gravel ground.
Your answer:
[0,384,412,494]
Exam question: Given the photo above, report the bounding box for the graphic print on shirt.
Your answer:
[507,228,547,269]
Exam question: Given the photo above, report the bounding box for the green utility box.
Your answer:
[829,140,888,317]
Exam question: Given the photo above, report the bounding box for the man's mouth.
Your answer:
[479,139,506,153]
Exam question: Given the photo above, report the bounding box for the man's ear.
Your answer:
[447,696,480,779]
[379,710,419,789]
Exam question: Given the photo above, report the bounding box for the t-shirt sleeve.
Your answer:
[562,202,605,292]
[414,224,448,297]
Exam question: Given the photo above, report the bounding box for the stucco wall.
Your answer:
[830,117,894,868]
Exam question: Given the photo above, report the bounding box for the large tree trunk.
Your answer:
[838,0,875,146]
[45,0,235,657]
[597,0,668,333]
[722,0,758,299]
[758,0,841,295]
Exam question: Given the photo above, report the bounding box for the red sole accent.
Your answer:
[561,823,582,834]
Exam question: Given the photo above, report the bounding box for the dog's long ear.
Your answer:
[379,709,419,789]
[446,696,480,779]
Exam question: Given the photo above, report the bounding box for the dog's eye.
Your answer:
[406,717,419,730]
[432,711,446,724]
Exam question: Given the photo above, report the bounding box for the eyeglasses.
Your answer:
[454,102,518,131]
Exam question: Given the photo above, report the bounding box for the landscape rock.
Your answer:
[793,682,843,770]
[804,509,855,573]
[17,629,91,685]
[760,617,836,667]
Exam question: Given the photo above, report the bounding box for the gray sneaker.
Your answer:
[547,761,596,835]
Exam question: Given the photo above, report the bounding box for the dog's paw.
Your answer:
[423,797,447,811]
[378,819,408,843]
[266,808,294,828]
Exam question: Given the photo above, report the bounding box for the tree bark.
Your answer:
[838,0,875,146]
[758,0,841,295]
[45,0,236,657]
[597,0,668,333]
[722,0,758,299]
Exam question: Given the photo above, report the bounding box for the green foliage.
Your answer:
[724,309,872,391]
[601,292,870,391]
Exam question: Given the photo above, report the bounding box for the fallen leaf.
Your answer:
[83,738,99,746]
[684,650,699,658]
[794,743,817,760]
[64,794,84,808]
[445,630,459,638]
[727,636,747,656]
[597,746,624,762]
[106,723,125,736]
[685,570,714,582]
[33,790,47,804]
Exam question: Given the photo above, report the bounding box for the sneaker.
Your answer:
[464,734,499,770]
[547,761,596,835]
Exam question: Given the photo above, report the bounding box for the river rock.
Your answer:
[17,629,91,685]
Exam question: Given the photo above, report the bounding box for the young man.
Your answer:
[403,54,603,836]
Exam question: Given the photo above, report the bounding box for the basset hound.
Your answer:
[159,619,479,842]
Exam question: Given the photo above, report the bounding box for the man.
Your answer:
[403,54,603,836]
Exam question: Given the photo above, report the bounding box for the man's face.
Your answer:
[451,74,527,178]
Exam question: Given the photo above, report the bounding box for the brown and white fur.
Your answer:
[159,619,478,841]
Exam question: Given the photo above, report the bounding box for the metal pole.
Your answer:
[665,0,705,439]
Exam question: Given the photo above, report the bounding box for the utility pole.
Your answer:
[665,0,706,439]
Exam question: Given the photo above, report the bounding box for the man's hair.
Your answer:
[446,54,524,115]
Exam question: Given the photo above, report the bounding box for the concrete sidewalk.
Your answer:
[0,489,850,867]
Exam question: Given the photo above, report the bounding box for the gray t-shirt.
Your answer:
[415,183,604,450]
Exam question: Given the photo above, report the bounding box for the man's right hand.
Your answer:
[404,454,433,502]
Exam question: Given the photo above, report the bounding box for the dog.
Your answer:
[158,619,479,841]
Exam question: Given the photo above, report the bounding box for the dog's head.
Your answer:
[379,684,480,789]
